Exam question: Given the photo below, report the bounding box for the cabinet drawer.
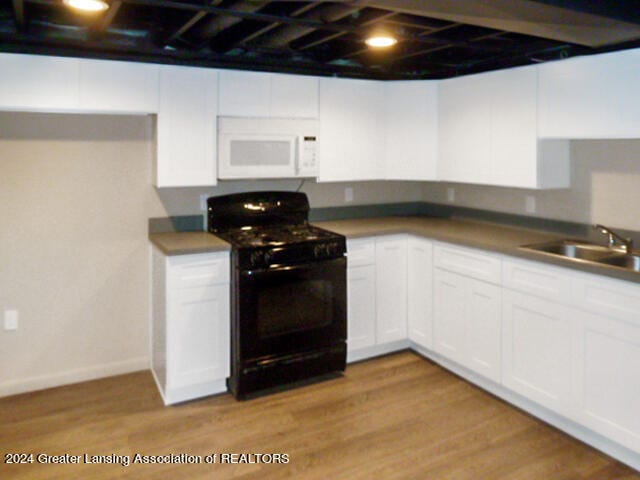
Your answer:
[347,238,375,267]
[503,258,572,302]
[573,274,640,325]
[169,253,230,287]
[434,243,501,284]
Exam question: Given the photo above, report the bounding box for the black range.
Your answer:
[208,191,347,399]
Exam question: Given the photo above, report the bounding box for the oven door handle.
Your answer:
[241,257,345,277]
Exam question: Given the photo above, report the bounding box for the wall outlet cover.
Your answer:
[526,195,536,213]
[4,310,18,331]
[345,187,354,203]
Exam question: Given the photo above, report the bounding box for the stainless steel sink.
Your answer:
[521,240,615,261]
[521,239,640,273]
[596,254,640,272]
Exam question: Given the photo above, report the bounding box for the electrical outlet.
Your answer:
[525,195,536,213]
[344,187,354,203]
[447,187,455,203]
[4,310,18,331]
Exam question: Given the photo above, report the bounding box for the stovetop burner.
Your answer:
[217,224,338,248]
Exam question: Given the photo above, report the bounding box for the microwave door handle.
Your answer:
[294,136,300,175]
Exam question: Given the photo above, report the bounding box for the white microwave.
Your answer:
[218,117,319,179]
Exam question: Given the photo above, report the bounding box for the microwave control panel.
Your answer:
[298,135,318,175]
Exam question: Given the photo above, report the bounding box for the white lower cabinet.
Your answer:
[576,310,640,452]
[434,268,501,382]
[346,236,408,361]
[433,244,502,382]
[572,275,640,453]
[347,263,376,351]
[502,289,576,417]
[407,237,433,349]
[152,248,230,405]
[376,236,408,344]
[433,269,467,365]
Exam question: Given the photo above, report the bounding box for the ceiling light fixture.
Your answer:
[365,35,398,48]
[63,0,109,13]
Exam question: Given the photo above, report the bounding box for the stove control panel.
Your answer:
[313,242,343,259]
[241,240,345,271]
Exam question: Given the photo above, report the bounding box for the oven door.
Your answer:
[238,257,346,361]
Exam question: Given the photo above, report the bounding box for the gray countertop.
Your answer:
[149,216,640,284]
[149,231,230,255]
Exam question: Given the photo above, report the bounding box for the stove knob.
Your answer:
[263,251,272,266]
[313,245,323,258]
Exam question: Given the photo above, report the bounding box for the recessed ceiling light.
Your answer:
[365,35,398,48]
[63,0,109,13]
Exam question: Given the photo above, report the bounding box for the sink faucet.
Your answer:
[593,224,634,253]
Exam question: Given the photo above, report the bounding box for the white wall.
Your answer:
[0,112,422,397]
[423,139,640,232]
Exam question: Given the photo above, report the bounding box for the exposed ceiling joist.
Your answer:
[0,0,639,80]
[92,0,122,33]
[11,0,25,31]
[357,0,640,47]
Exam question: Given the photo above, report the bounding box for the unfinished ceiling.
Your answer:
[2,0,640,79]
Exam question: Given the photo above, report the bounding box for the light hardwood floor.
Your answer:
[1,351,638,479]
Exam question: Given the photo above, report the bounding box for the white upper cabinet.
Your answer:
[385,81,438,181]
[438,72,492,185]
[318,77,386,182]
[538,49,640,139]
[0,53,80,111]
[270,73,319,118]
[438,66,570,189]
[79,59,159,113]
[0,54,159,114]
[218,70,319,118]
[156,66,218,187]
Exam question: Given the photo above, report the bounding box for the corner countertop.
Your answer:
[149,216,640,284]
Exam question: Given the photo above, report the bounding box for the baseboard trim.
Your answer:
[347,340,410,364]
[0,356,149,398]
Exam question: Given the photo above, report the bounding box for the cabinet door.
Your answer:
[575,312,640,452]
[466,279,501,382]
[218,70,271,117]
[347,265,376,352]
[218,71,319,118]
[502,290,575,416]
[270,73,319,118]
[385,81,438,181]
[488,67,537,188]
[167,254,230,389]
[407,236,433,349]
[375,236,408,344]
[0,53,79,110]
[319,78,385,181]
[169,283,230,389]
[433,269,467,365]
[79,59,158,112]
[438,74,491,184]
[156,66,217,187]
[538,49,640,139]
